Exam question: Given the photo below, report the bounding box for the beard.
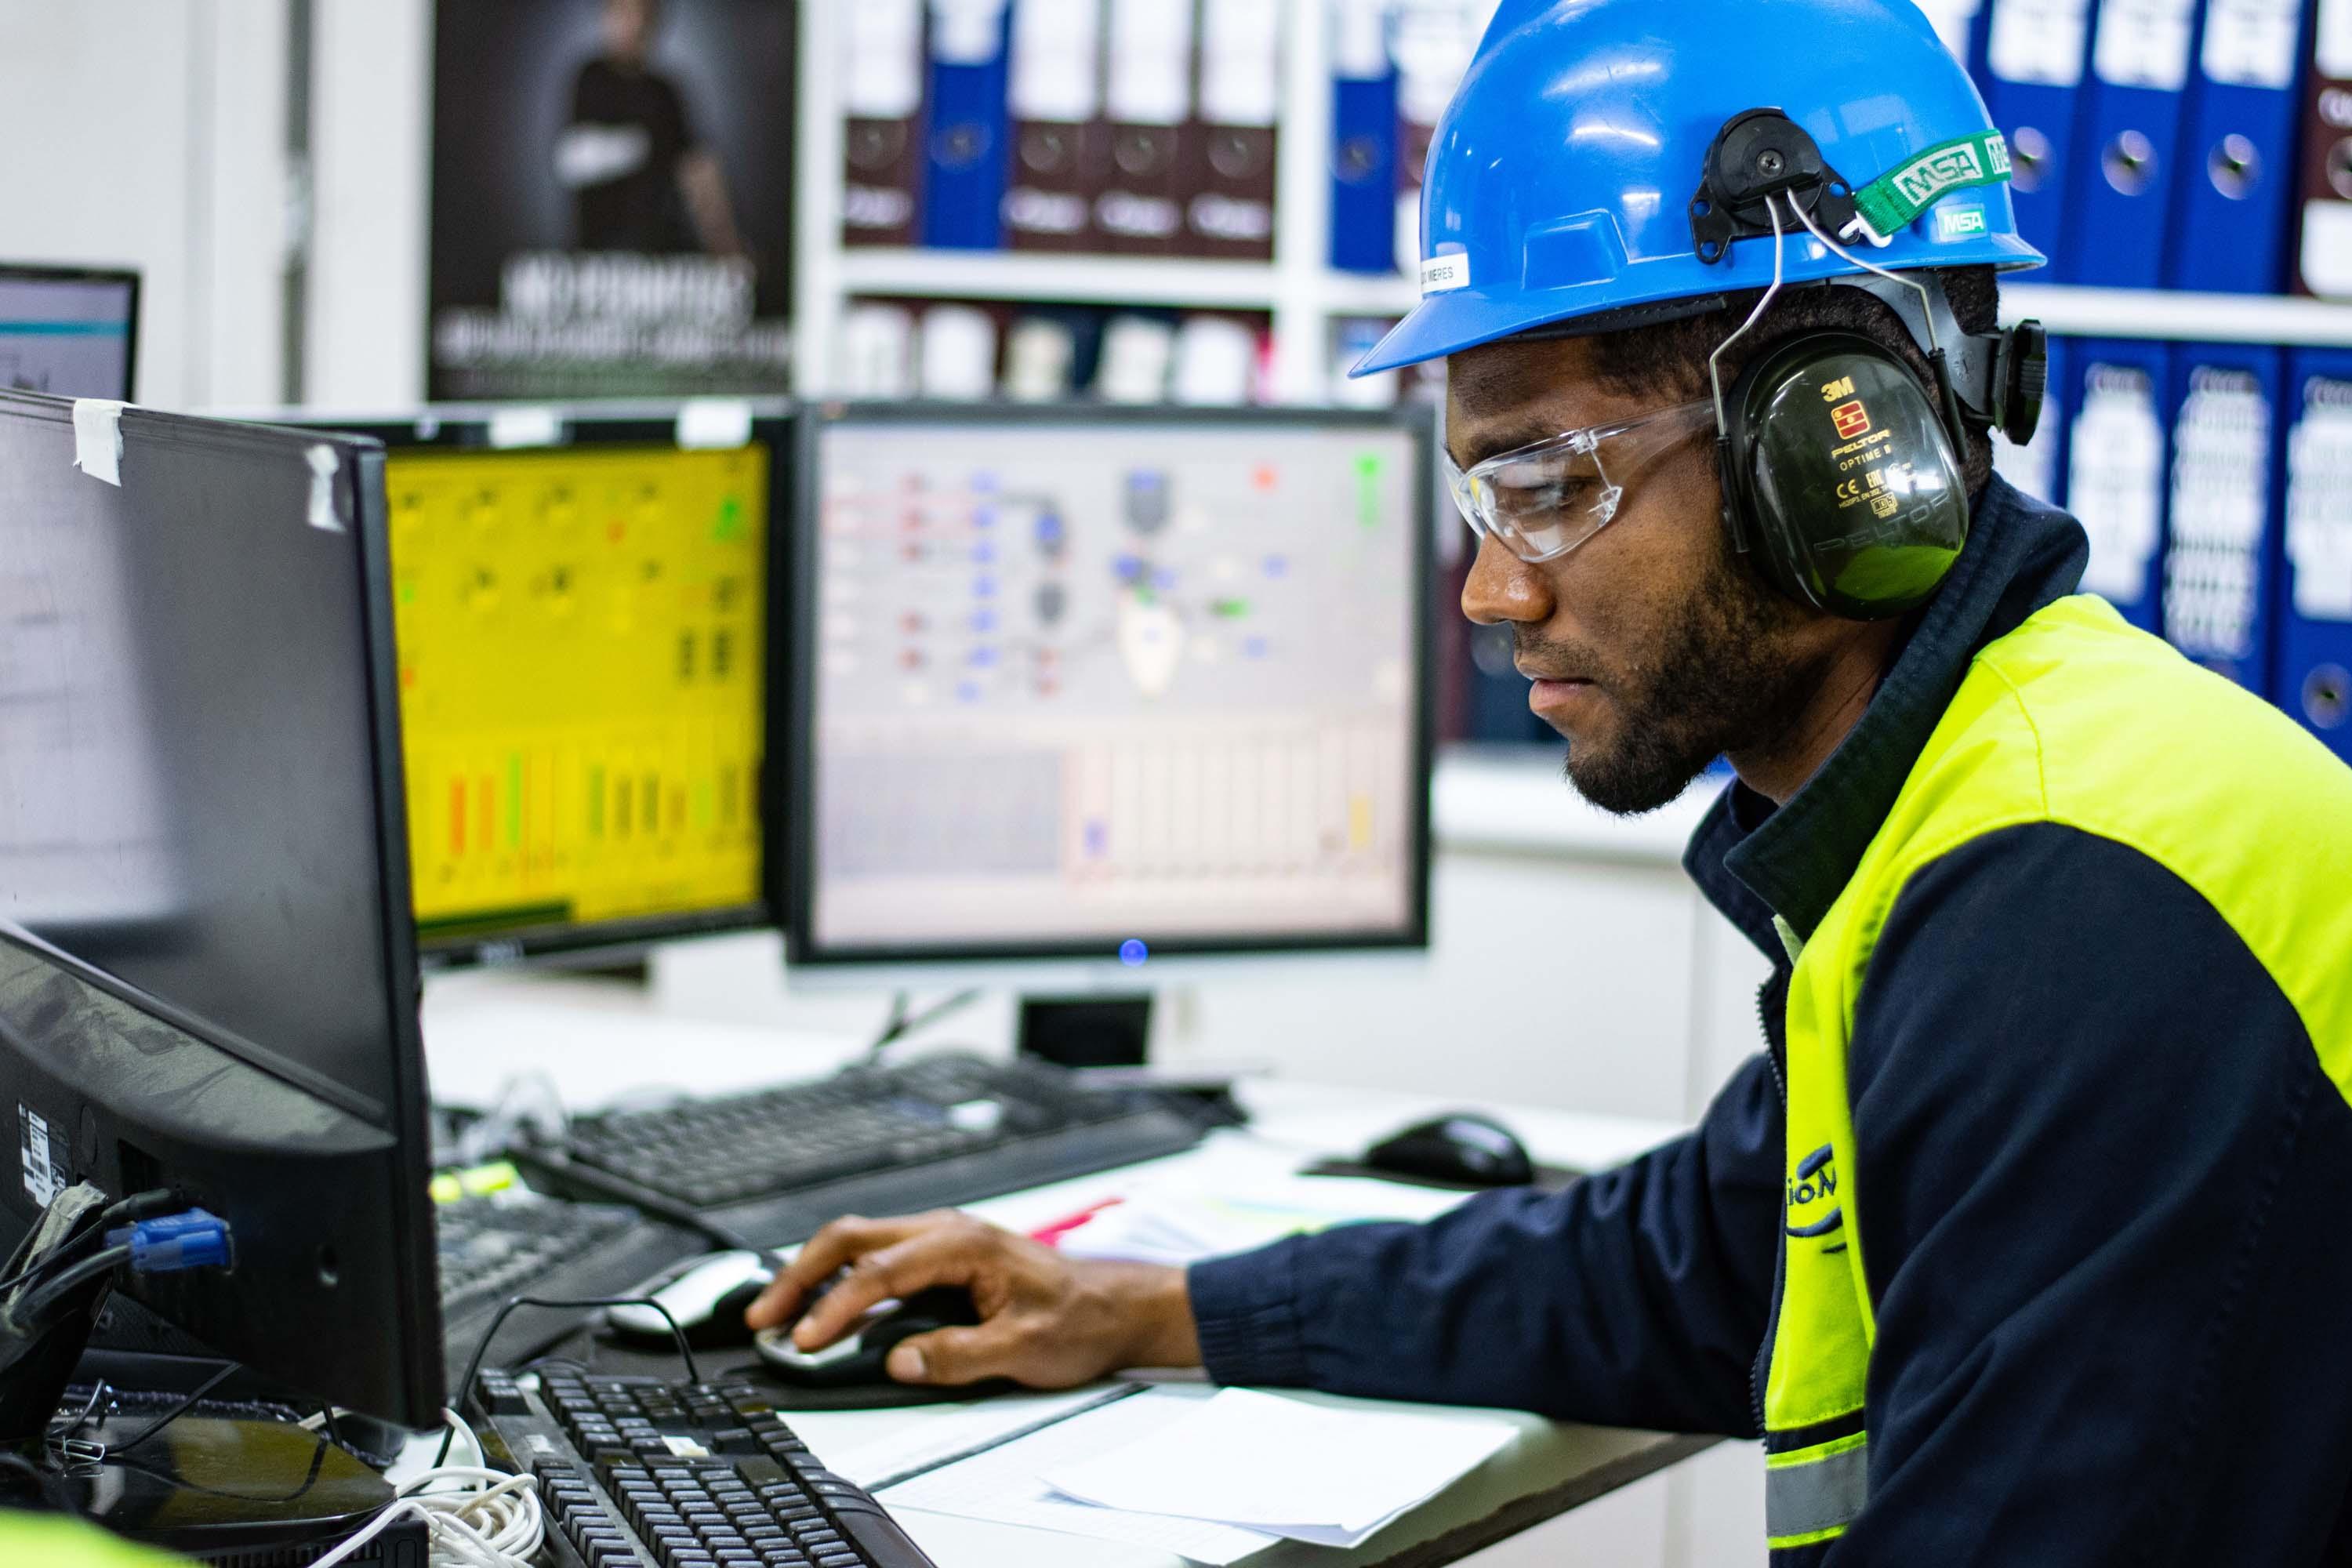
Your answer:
[1526,538,1825,816]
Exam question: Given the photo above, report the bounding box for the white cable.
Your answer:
[1709,193,1791,432]
[305,1411,546,1568]
[1788,194,1942,359]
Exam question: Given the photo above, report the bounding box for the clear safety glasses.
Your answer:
[1442,399,1719,565]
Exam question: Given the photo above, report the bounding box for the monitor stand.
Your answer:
[0,1189,405,1559]
[1017,994,1152,1069]
[43,1413,411,1559]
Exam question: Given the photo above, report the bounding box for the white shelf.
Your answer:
[2003,285,2352,347]
[838,249,1286,312]
[1319,270,1419,319]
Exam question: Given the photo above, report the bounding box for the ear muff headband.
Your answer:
[1717,331,1973,621]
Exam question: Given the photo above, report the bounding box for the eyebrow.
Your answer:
[1449,417,1574,472]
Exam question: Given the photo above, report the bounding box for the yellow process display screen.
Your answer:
[386,444,768,948]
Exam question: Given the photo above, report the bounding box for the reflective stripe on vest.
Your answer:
[1762,594,2352,1554]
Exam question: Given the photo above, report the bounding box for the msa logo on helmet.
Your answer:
[1785,1144,1844,1241]
[1831,400,1873,440]
[1892,136,2009,212]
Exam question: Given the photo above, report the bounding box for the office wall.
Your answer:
[306,0,431,408]
[0,0,287,410]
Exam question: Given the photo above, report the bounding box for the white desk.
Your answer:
[419,974,1710,1567]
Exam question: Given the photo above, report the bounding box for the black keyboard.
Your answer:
[477,1368,935,1568]
[521,1052,1205,1249]
[437,1188,703,1392]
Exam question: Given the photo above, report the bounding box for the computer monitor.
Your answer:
[0,263,139,400]
[296,405,786,969]
[0,391,441,1426]
[785,404,1435,976]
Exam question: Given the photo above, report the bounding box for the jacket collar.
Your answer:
[1682,474,2092,961]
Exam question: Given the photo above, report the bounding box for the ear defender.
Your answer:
[1715,332,1972,620]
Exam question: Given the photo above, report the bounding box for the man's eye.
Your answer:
[1494,471,1596,509]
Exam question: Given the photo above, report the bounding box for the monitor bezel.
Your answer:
[292,404,793,974]
[0,397,441,1424]
[782,399,1438,971]
[0,262,141,401]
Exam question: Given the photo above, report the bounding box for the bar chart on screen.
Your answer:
[387,443,769,942]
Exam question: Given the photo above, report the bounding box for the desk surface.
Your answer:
[418,975,1705,1567]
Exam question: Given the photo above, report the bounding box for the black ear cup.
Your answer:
[1717,332,1972,619]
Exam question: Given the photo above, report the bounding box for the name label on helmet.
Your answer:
[1421,252,1472,296]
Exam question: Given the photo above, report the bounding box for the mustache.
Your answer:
[1512,630,1603,683]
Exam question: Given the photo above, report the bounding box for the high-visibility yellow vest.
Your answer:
[1762,595,2352,1551]
[0,1510,188,1566]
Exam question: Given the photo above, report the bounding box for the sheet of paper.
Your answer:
[882,1387,1277,1565]
[1054,1174,1466,1267]
[1040,1387,1517,1547]
[816,1383,1142,1490]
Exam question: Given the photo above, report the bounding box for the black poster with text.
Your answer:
[430,0,795,399]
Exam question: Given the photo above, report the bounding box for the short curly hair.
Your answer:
[1584,265,2001,495]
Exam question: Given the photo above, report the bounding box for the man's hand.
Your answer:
[743,1210,1201,1388]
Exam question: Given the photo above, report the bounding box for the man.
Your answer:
[555,0,748,258]
[750,2,2352,1560]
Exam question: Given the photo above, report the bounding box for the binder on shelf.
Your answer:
[920,0,1013,250]
[1978,0,2096,269]
[1392,2,1495,275]
[2167,0,2307,292]
[1994,333,2072,506]
[1182,0,1283,261]
[1004,0,1105,253]
[2296,0,2352,297]
[2161,343,2285,693]
[2066,339,2172,631]
[842,0,929,247]
[2278,350,2352,760]
[1096,0,1194,256]
[1330,0,1400,274]
[2063,0,2201,288]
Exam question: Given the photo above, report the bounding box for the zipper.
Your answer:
[1751,970,1789,1443]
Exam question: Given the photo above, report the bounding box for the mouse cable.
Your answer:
[310,1410,544,1568]
[437,1293,699,1468]
[47,1361,240,1462]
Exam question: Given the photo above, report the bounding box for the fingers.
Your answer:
[789,1227,978,1348]
[882,1323,1028,1386]
[744,1213,922,1330]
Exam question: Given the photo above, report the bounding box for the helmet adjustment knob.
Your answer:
[1690,108,1861,264]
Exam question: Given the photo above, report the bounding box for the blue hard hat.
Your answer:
[1356,0,2045,376]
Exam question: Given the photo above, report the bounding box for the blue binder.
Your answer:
[2160,343,2285,692]
[2063,339,2172,631]
[1329,3,1399,274]
[1976,0,2096,271]
[2277,350,2352,764]
[920,0,1013,250]
[2063,0,2205,286]
[1994,333,2074,506]
[2165,0,2310,292]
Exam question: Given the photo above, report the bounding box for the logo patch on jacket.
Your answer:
[1785,1143,1845,1243]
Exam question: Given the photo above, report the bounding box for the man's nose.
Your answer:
[1461,534,1554,627]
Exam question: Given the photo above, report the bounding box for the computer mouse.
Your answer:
[753,1287,984,1389]
[607,1250,775,1349]
[1362,1113,1536,1188]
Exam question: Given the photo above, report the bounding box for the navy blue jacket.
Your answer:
[1188,477,2352,1565]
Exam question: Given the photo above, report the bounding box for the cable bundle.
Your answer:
[310,1412,546,1568]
